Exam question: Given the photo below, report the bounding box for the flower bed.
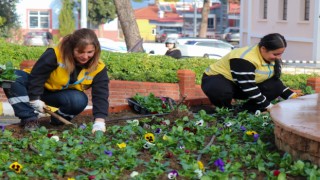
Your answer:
[1,108,320,179]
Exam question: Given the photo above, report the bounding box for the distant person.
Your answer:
[46,29,53,47]
[201,33,298,113]
[164,38,182,59]
[4,28,109,133]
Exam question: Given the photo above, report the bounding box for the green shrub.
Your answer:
[0,40,318,93]
[0,38,46,67]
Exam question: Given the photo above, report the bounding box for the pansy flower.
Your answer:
[168,170,179,179]
[194,169,203,179]
[165,151,174,158]
[47,133,53,138]
[0,125,5,132]
[253,133,259,141]
[143,142,155,149]
[127,119,139,126]
[255,110,261,116]
[273,169,280,176]
[117,142,126,149]
[195,119,204,126]
[262,122,269,127]
[144,133,155,143]
[9,162,23,173]
[67,178,75,180]
[79,124,86,129]
[130,171,139,177]
[104,150,112,156]
[240,126,246,131]
[51,135,59,142]
[155,128,162,134]
[224,122,233,127]
[214,158,225,172]
[88,175,95,180]
[245,130,258,136]
[197,161,205,171]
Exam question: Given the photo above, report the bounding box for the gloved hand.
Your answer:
[289,93,303,99]
[266,103,273,112]
[30,100,47,113]
[92,118,106,134]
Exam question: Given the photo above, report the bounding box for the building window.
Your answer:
[304,0,310,21]
[208,18,214,29]
[300,0,310,21]
[282,0,287,20]
[29,10,49,29]
[260,0,268,19]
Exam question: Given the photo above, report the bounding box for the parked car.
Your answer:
[223,27,240,43]
[177,39,234,59]
[98,38,127,53]
[174,37,222,45]
[155,29,183,43]
[23,31,49,46]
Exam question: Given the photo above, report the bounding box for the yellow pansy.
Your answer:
[246,130,258,136]
[144,133,155,143]
[197,161,205,171]
[117,142,127,149]
[9,162,23,173]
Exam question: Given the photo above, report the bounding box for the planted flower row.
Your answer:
[1,108,320,179]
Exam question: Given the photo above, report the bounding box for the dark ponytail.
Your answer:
[258,33,287,51]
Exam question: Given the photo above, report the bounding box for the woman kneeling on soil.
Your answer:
[4,28,109,133]
[201,33,297,113]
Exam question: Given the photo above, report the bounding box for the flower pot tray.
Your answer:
[127,97,176,115]
[0,80,14,89]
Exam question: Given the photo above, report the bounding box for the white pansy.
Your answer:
[195,119,204,126]
[255,110,261,116]
[51,136,59,142]
[194,169,203,179]
[130,171,139,177]
[143,142,155,149]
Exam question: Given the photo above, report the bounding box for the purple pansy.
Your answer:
[240,126,246,131]
[104,150,113,157]
[253,133,259,141]
[214,158,225,172]
[0,125,5,132]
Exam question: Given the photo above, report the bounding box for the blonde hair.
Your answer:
[59,28,101,74]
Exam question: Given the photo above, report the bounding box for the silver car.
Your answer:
[23,32,49,46]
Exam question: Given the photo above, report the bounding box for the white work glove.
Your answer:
[266,103,273,112]
[30,100,47,113]
[92,118,106,134]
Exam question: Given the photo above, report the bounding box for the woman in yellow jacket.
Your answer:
[201,33,297,113]
[4,28,109,132]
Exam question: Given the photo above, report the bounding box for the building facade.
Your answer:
[240,0,320,62]
[15,0,120,41]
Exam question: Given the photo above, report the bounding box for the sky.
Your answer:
[131,0,221,9]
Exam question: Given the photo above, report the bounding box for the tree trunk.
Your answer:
[198,0,210,38]
[113,0,144,52]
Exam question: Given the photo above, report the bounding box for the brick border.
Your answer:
[274,123,320,166]
[1,61,211,113]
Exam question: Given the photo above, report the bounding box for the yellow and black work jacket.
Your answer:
[27,48,109,120]
[43,47,106,91]
[205,45,279,108]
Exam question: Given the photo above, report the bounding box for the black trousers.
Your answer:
[201,74,287,112]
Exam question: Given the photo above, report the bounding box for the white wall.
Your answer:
[240,0,320,62]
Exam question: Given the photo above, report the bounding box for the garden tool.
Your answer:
[43,106,73,125]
